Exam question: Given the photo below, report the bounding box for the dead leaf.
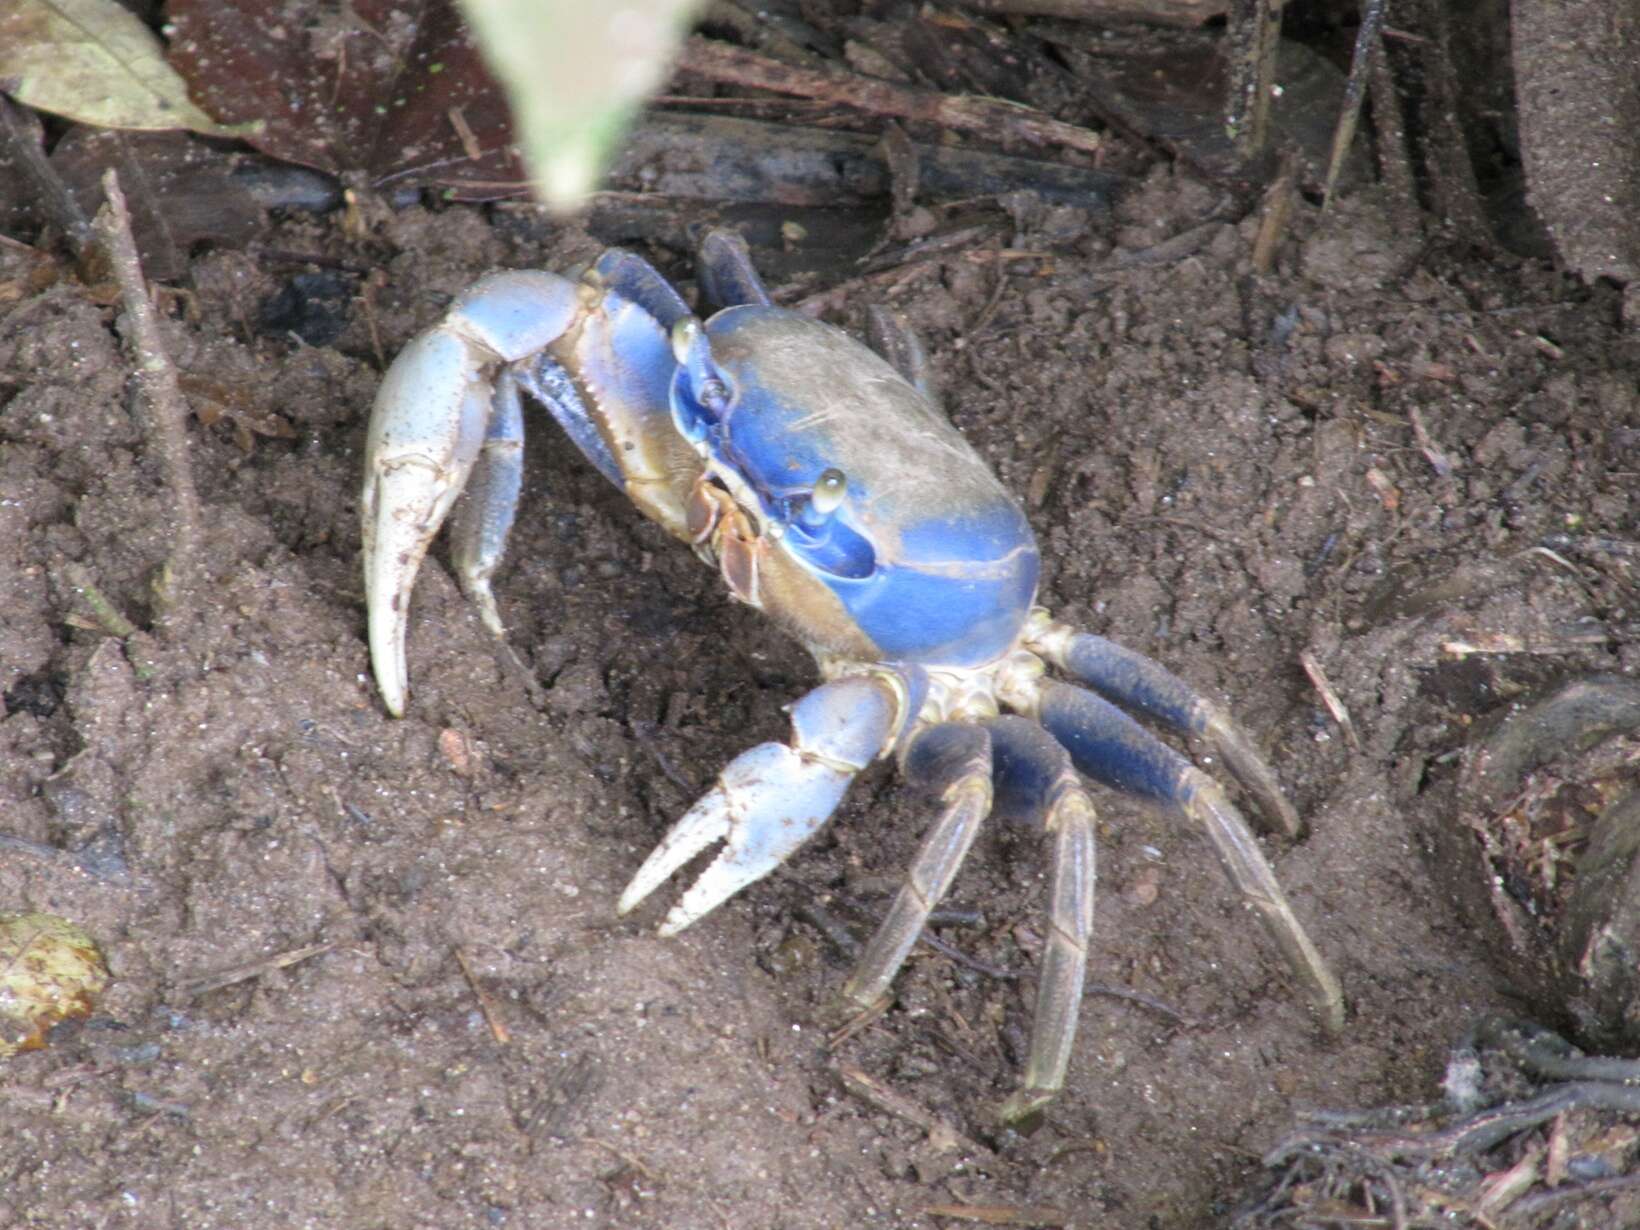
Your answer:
[0,0,252,137]
[165,0,525,200]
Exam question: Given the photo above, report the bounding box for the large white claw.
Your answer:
[361,330,491,716]
[363,271,584,717]
[618,673,904,935]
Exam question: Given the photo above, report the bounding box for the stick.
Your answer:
[62,561,158,681]
[677,38,1105,159]
[94,170,203,620]
[958,0,1223,24]
[834,1062,993,1156]
[454,947,512,1044]
[174,941,337,1000]
[1224,0,1283,158]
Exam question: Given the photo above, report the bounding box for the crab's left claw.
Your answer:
[362,273,584,716]
[619,673,905,935]
[362,331,492,716]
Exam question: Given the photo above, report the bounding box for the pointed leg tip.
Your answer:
[464,578,506,639]
[996,1088,1055,1127]
[1314,985,1346,1036]
[655,911,694,939]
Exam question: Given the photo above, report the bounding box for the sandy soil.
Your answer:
[3,129,1639,1229]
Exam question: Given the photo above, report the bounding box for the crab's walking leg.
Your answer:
[1025,611,1302,839]
[842,723,994,1014]
[694,229,773,310]
[986,717,1098,1124]
[1031,680,1344,1034]
[362,272,582,716]
[618,673,905,936]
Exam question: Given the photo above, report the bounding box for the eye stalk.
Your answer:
[811,468,847,516]
[670,316,734,446]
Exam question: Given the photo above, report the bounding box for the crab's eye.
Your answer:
[698,377,731,412]
[811,468,847,516]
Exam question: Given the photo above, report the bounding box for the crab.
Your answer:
[361,229,1344,1122]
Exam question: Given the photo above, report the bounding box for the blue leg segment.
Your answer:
[592,249,692,330]
[1037,680,1344,1034]
[844,722,992,1014]
[985,718,1097,1123]
[695,229,773,310]
[1037,679,1196,808]
[1042,629,1301,838]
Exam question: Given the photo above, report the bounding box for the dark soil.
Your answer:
[4,116,1640,1230]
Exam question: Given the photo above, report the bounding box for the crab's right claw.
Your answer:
[361,330,491,717]
[618,673,905,934]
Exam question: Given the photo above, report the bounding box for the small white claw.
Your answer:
[619,674,904,935]
[619,743,854,935]
[615,799,732,919]
[672,747,856,935]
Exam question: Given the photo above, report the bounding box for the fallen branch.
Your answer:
[606,112,1122,208]
[958,0,1224,24]
[677,37,1105,159]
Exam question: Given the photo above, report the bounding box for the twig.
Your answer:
[62,562,158,681]
[1441,624,1621,657]
[0,97,93,256]
[454,947,512,1044]
[1251,154,1296,274]
[174,941,336,1000]
[1224,0,1284,158]
[94,170,203,621]
[1083,981,1195,1027]
[677,38,1104,159]
[63,562,140,640]
[1406,405,1455,477]
[577,1136,658,1180]
[1299,650,1361,752]
[1322,0,1388,212]
[921,1203,1071,1227]
[834,1062,993,1156]
[958,0,1221,24]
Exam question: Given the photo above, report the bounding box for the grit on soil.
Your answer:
[3,172,1638,1227]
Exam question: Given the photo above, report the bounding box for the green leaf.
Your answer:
[0,0,257,137]
[456,0,705,211]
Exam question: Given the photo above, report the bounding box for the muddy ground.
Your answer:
[4,109,1640,1230]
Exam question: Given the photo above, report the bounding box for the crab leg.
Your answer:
[361,272,582,716]
[693,229,773,311]
[1031,679,1345,1034]
[986,717,1098,1124]
[1025,611,1302,839]
[842,723,994,1013]
[618,672,904,935]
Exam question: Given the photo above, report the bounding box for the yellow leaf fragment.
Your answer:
[0,0,254,136]
[0,911,110,1058]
